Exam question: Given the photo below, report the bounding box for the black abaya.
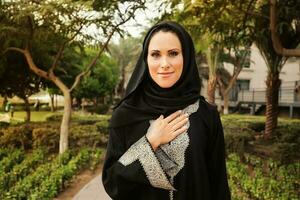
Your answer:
[102,21,231,200]
[102,99,231,200]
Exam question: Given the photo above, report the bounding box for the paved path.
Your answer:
[73,173,111,200]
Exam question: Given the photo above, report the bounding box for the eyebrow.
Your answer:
[149,48,181,52]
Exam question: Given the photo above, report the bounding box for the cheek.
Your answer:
[147,58,159,78]
[173,58,183,77]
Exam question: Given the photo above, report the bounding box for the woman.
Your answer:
[102,21,231,200]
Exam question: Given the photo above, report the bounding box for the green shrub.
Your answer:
[247,122,265,132]
[86,104,110,114]
[45,114,63,122]
[0,149,25,174]
[4,151,72,199]
[227,153,299,200]
[32,127,59,152]
[0,126,33,149]
[224,128,254,155]
[95,120,109,135]
[0,121,9,128]
[3,148,102,200]
[0,148,46,194]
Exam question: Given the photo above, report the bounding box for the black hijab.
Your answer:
[109,21,202,128]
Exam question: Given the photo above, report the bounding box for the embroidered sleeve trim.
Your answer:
[155,100,199,178]
[118,135,175,190]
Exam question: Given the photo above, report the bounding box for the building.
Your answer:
[201,44,300,118]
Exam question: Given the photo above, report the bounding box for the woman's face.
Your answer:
[147,31,183,88]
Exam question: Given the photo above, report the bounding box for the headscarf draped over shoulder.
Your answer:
[110,21,202,128]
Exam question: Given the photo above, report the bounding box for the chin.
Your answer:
[157,81,176,88]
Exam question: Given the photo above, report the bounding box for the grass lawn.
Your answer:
[11,111,54,122]
[3,110,109,123]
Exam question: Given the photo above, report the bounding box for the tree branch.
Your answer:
[69,7,138,92]
[69,29,115,92]
[4,47,51,80]
[50,25,84,74]
[270,0,300,57]
[217,75,226,96]
[23,49,51,80]
[241,0,256,29]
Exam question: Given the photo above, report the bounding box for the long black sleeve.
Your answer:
[102,127,174,200]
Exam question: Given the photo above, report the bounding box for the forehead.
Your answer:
[148,31,182,50]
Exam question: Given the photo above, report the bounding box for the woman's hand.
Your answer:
[146,110,189,151]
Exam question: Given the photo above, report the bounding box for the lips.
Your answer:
[158,72,174,78]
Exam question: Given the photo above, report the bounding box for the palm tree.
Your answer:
[217,47,250,114]
[205,44,221,105]
[254,2,300,138]
[109,37,141,98]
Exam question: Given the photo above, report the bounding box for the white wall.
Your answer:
[223,44,300,91]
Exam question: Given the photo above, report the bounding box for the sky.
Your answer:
[113,1,169,42]
[82,1,170,44]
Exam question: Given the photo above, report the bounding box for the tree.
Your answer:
[109,36,142,98]
[164,0,300,137]
[0,50,47,122]
[205,44,221,104]
[74,50,119,107]
[160,0,252,105]
[0,0,145,154]
[217,47,251,114]
[270,0,300,57]
[253,1,300,138]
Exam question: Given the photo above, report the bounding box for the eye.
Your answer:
[150,52,160,58]
[169,51,179,57]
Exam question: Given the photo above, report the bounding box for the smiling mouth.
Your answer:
[158,72,174,77]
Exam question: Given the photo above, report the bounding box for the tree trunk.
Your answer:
[24,97,31,122]
[59,90,72,154]
[270,0,300,57]
[50,94,55,112]
[264,72,281,139]
[81,98,85,112]
[19,96,31,122]
[207,75,217,104]
[223,93,229,114]
[2,96,8,111]
[116,66,126,98]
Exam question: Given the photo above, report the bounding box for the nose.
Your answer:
[160,56,170,70]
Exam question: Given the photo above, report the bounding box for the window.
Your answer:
[229,79,250,101]
[237,79,250,90]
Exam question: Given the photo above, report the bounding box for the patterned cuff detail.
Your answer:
[118,136,175,190]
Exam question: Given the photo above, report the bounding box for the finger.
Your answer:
[158,115,164,120]
[171,125,188,138]
[169,113,188,126]
[164,110,182,123]
[172,117,188,131]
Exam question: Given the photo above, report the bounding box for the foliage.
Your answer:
[227,153,299,200]
[253,1,300,73]
[73,51,119,100]
[0,148,46,194]
[0,114,110,151]
[0,0,146,153]
[32,127,60,152]
[0,147,102,200]
[109,36,142,97]
[222,114,300,162]
[0,51,46,100]
[0,125,34,149]
[0,149,24,175]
